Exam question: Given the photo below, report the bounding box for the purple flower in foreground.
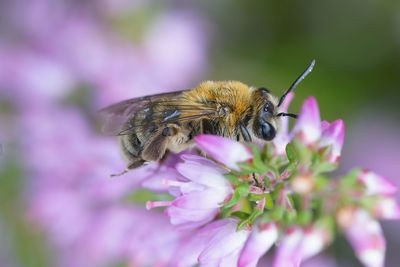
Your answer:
[147,154,233,229]
[338,208,386,267]
[198,219,251,266]
[358,170,397,196]
[373,197,400,220]
[238,222,278,267]
[195,135,253,171]
[319,119,345,163]
[292,97,321,145]
[272,225,331,267]
[273,92,294,155]
[294,97,345,160]
[273,96,345,163]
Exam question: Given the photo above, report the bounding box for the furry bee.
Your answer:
[100,60,315,175]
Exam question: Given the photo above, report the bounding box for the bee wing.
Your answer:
[98,90,186,135]
[98,90,219,136]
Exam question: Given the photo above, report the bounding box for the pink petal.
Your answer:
[199,219,251,264]
[219,248,243,267]
[167,205,218,226]
[195,135,253,171]
[358,170,397,196]
[319,119,345,163]
[172,188,229,209]
[170,219,232,266]
[238,222,278,267]
[176,160,230,188]
[343,209,386,267]
[320,120,331,132]
[300,225,331,262]
[292,97,321,145]
[373,197,400,220]
[273,92,294,155]
[180,154,226,171]
[272,227,303,267]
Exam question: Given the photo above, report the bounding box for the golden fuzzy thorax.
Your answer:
[182,81,279,134]
[183,81,253,129]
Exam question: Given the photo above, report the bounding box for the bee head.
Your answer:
[251,60,316,141]
[251,87,278,141]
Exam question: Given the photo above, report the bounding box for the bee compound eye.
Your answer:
[261,121,276,141]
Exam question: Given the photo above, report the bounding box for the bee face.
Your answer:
[251,88,279,141]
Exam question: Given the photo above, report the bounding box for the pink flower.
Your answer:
[373,197,400,220]
[146,155,233,229]
[273,92,295,155]
[195,135,253,171]
[340,209,386,267]
[170,219,234,267]
[238,222,278,267]
[143,12,208,90]
[292,97,321,145]
[273,227,304,267]
[299,225,332,263]
[319,120,345,163]
[198,219,251,266]
[358,170,397,196]
[273,224,331,267]
[0,46,76,108]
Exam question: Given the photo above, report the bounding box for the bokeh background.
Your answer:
[0,0,399,266]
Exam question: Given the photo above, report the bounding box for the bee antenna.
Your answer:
[278,59,316,107]
[276,112,298,119]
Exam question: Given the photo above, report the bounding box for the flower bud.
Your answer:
[291,174,315,194]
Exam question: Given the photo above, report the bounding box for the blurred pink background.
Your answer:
[0,0,399,266]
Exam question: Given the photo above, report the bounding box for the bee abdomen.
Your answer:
[120,132,143,160]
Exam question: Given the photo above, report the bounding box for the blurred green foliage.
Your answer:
[190,0,400,121]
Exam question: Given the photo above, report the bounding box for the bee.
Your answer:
[100,60,315,176]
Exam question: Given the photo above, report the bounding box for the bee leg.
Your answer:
[110,158,146,177]
[110,168,129,177]
[142,131,169,162]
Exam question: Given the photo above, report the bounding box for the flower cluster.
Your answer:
[146,97,400,267]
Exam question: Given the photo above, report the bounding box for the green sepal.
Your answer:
[264,177,271,188]
[236,163,258,175]
[314,175,329,190]
[264,193,274,210]
[248,193,264,202]
[291,140,312,163]
[359,195,380,211]
[271,206,285,221]
[224,173,240,186]
[314,161,338,174]
[222,183,249,209]
[317,216,336,240]
[237,209,264,231]
[286,143,299,164]
[340,169,360,187]
[231,211,250,220]
[284,209,297,224]
[249,144,269,173]
[297,210,313,226]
